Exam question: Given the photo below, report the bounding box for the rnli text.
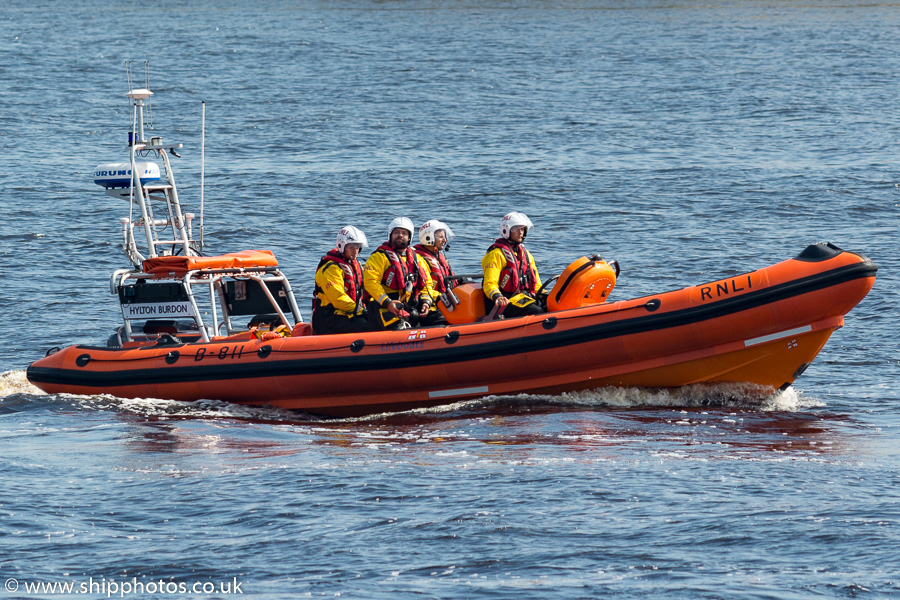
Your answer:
[699,275,753,301]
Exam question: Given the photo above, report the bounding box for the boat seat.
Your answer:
[439,283,488,325]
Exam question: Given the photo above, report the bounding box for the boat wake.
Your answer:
[0,369,45,396]
[348,382,824,422]
[0,369,304,421]
[1,369,822,422]
[555,382,819,411]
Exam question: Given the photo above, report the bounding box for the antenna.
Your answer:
[125,60,134,139]
[144,60,153,131]
[200,100,206,249]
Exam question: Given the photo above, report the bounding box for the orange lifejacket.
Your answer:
[489,238,537,295]
[375,244,428,294]
[414,244,454,293]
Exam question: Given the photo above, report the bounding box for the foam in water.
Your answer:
[2,367,822,421]
[0,370,45,396]
[550,383,824,412]
[343,383,823,422]
[63,394,308,422]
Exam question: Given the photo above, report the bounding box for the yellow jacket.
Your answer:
[482,245,542,307]
[364,247,436,327]
[415,246,452,304]
[314,261,365,317]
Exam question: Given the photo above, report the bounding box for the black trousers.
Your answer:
[367,301,408,330]
[418,307,447,327]
[312,308,370,335]
[502,302,545,318]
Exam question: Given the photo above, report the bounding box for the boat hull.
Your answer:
[27,244,877,417]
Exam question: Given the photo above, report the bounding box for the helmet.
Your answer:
[419,220,455,246]
[500,212,534,239]
[388,216,415,239]
[336,225,368,252]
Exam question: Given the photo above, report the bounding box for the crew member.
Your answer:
[311,226,370,335]
[414,219,456,326]
[482,211,545,318]
[364,217,436,330]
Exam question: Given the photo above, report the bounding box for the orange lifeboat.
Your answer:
[27,243,876,418]
[43,87,876,417]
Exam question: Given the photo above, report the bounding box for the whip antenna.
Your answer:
[124,60,137,227]
[200,100,206,249]
[125,60,133,95]
[143,60,153,131]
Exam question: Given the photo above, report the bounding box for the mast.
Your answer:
[111,83,196,268]
[127,88,157,259]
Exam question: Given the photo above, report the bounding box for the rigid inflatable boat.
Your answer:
[26,83,877,417]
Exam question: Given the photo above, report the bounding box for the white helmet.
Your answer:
[336,225,368,252]
[388,216,415,239]
[419,220,455,246]
[500,212,534,239]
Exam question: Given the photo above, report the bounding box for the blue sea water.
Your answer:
[1,1,899,598]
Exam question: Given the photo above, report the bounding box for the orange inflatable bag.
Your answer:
[547,256,617,312]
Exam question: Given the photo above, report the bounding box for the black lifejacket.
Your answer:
[313,249,364,313]
[414,244,454,293]
[374,243,428,294]
[488,237,537,295]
